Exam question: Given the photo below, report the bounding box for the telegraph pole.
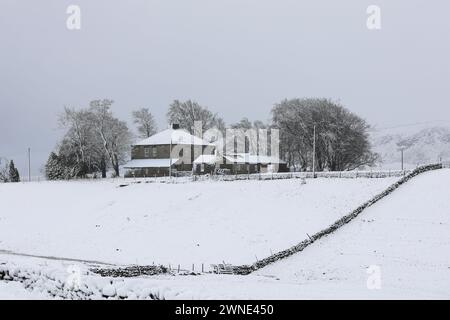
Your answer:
[401,148,404,171]
[27,147,31,182]
[312,125,316,178]
[169,137,173,178]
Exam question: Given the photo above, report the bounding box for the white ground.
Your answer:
[252,168,450,298]
[0,177,397,267]
[0,282,43,300]
[158,168,450,299]
[1,170,449,299]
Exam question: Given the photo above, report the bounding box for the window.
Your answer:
[144,147,150,158]
[152,146,157,157]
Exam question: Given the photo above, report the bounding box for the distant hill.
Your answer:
[370,122,450,169]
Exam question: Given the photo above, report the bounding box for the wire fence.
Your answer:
[12,169,412,184]
[115,169,412,185]
[9,161,450,185]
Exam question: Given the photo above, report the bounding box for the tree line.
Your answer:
[272,98,378,171]
[46,99,132,180]
[45,97,378,180]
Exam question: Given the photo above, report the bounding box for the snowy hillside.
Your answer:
[1,169,449,299]
[253,168,450,299]
[0,177,398,268]
[370,123,450,169]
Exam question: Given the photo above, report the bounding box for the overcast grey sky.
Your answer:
[1,0,449,175]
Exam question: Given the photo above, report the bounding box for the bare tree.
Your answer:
[231,117,253,130]
[58,106,110,177]
[59,107,93,167]
[167,100,225,135]
[49,100,133,179]
[89,99,132,177]
[0,157,9,182]
[132,108,157,138]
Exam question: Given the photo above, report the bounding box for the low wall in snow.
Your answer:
[229,163,443,275]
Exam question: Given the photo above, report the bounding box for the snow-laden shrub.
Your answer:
[45,152,88,180]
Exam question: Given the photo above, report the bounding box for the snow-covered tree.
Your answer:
[8,160,20,182]
[89,99,132,177]
[58,107,101,178]
[45,152,59,180]
[59,107,92,164]
[45,152,67,180]
[167,100,225,135]
[45,149,87,180]
[132,108,157,138]
[51,99,132,179]
[231,117,253,130]
[272,98,378,171]
[0,157,9,182]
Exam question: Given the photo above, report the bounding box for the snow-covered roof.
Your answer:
[193,154,218,164]
[123,158,179,168]
[223,153,286,164]
[134,128,214,146]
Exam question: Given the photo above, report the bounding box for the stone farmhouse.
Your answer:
[124,125,287,177]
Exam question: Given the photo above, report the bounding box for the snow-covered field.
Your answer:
[1,170,449,299]
[0,177,398,267]
[251,168,450,299]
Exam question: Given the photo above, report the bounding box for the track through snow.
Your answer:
[0,249,114,266]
